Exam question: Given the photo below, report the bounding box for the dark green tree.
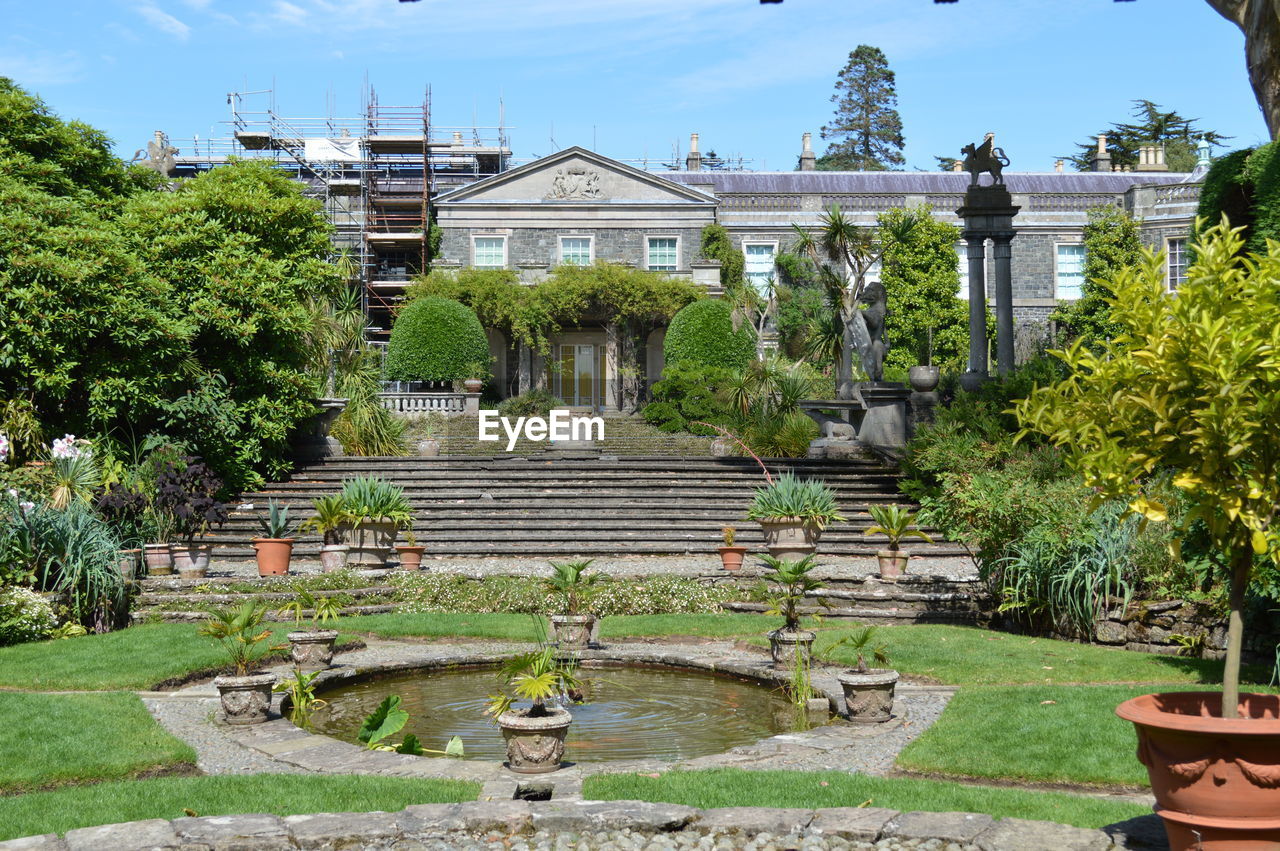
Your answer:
[817,46,905,171]
[1066,100,1230,172]
[699,223,745,292]
[1049,205,1143,348]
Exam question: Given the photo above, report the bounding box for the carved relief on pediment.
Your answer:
[545,166,603,200]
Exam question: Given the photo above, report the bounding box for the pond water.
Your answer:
[306,664,797,762]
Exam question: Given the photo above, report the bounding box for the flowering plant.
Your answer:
[0,433,10,465]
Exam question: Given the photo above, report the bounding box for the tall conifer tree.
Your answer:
[817,46,905,171]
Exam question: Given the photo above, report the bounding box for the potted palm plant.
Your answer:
[545,559,600,649]
[299,494,352,573]
[275,588,342,671]
[831,626,899,723]
[485,646,579,773]
[396,528,426,570]
[253,499,295,577]
[1014,224,1280,851]
[758,554,824,669]
[865,505,933,580]
[337,476,411,567]
[746,473,845,561]
[200,600,283,725]
[717,526,747,571]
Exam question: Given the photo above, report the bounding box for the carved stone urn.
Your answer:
[497,706,573,773]
[768,628,816,670]
[549,614,594,650]
[294,397,348,462]
[287,629,339,672]
[1116,691,1280,850]
[213,673,276,725]
[758,518,820,562]
[837,669,899,723]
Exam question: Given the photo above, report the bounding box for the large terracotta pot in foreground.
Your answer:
[1116,691,1280,850]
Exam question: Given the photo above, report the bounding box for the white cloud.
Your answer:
[0,46,85,86]
[273,1,308,25]
[136,5,192,40]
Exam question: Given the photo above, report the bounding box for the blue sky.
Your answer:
[0,0,1266,173]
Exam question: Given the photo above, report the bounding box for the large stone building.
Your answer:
[431,138,1204,409]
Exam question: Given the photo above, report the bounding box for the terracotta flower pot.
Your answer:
[173,542,213,578]
[758,518,820,562]
[287,629,339,672]
[463,378,484,393]
[396,545,426,570]
[253,538,294,576]
[768,628,816,669]
[143,543,174,575]
[550,614,595,650]
[319,544,349,573]
[213,673,276,725]
[717,545,748,571]
[1116,691,1280,850]
[838,669,900,723]
[877,549,908,580]
[497,705,573,773]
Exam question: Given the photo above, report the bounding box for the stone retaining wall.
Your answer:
[0,800,1167,850]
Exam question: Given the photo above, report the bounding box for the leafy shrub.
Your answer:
[664,299,756,371]
[154,456,227,542]
[384,297,490,384]
[0,586,56,646]
[393,574,736,616]
[644,363,736,435]
[1196,148,1253,243]
[496,390,565,419]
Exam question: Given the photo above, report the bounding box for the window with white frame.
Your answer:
[1055,244,1086,300]
[560,236,592,266]
[473,236,506,269]
[647,237,678,272]
[1167,238,1188,291]
[744,242,777,295]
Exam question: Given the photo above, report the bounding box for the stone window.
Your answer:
[560,236,593,266]
[647,237,678,272]
[473,235,506,269]
[1055,244,1086,301]
[743,242,777,295]
[1167,238,1188,292]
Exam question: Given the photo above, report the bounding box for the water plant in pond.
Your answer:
[359,695,463,757]
[486,646,580,720]
[274,666,327,729]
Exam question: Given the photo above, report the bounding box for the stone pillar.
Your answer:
[517,343,532,395]
[992,235,1015,376]
[604,324,620,412]
[799,132,816,172]
[965,236,988,378]
[686,133,702,172]
[463,393,480,415]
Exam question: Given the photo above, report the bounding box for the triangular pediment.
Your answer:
[435,147,715,205]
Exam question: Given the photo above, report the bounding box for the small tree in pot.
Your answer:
[717,526,747,571]
[546,558,600,649]
[199,600,284,725]
[396,527,426,570]
[486,646,579,773]
[253,499,295,576]
[830,626,898,723]
[1014,222,1280,851]
[158,457,228,578]
[299,494,352,572]
[275,588,342,671]
[865,505,932,580]
[757,554,825,669]
[746,473,845,561]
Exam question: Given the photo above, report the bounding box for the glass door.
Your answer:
[547,344,598,408]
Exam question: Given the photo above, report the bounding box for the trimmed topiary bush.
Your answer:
[663,299,756,371]
[384,297,490,384]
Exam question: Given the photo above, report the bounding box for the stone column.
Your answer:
[992,235,1016,376]
[604,324,620,412]
[965,236,988,377]
[516,343,532,395]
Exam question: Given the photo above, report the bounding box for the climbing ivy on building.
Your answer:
[699,224,745,293]
[1195,142,1280,255]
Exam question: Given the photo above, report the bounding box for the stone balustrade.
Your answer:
[378,392,480,416]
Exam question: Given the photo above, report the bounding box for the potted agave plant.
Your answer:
[200,600,283,725]
[275,588,342,671]
[865,505,933,580]
[299,494,352,573]
[1013,224,1280,850]
[396,527,426,570]
[253,499,296,577]
[758,554,825,669]
[546,558,600,649]
[337,476,411,567]
[831,626,898,723]
[746,473,845,561]
[717,526,747,571]
[486,646,579,773]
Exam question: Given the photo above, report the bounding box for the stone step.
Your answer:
[201,542,971,559]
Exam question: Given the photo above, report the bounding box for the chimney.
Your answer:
[686,133,702,172]
[1135,144,1168,172]
[799,132,816,171]
[1054,159,1064,173]
[951,160,964,173]
[1091,134,1112,173]
[1196,136,1212,169]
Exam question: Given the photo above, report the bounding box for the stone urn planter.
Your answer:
[1116,691,1280,850]
[287,629,339,672]
[769,628,816,669]
[877,550,908,580]
[550,614,594,650]
[116,549,141,582]
[838,669,900,723]
[339,521,397,566]
[498,706,573,773]
[908,365,941,393]
[396,545,426,570]
[319,544,349,573]
[416,437,440,457]
[143,543,174,576]
[758,518,820,561]
[717,545,748,571]
[253,538,294,576]
[463,378,484,394]
[173,542,213,578]
[213,673,276,725]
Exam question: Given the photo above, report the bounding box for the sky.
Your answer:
[0,0,1267,173]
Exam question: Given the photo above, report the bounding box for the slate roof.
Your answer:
[664,171,1195,195]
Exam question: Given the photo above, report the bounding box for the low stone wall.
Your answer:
[0,800,1166,850]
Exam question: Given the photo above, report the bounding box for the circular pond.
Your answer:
[307,664,797,763]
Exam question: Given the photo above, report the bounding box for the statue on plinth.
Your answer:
[851,279,887,382]
[960,133,1010,188]
[132,130,178,177]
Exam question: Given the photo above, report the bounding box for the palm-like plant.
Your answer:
[275,587,343,630]
[339,476,411,529]
[298,495,353,545]
[758,554,826,633]
[198,601,281,677]
[829,626,890,674]
[546,558,600,616]
[865,505,933,552]
[485,646,580,719]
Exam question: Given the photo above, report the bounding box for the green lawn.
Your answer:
[582,769,1149,830]
[0,774,480,842]
[0,624,360,691]
[0,692,196,793]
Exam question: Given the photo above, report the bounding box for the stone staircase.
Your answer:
[411,413,715,456]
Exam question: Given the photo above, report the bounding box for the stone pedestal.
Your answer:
[957,187,1020,378]
[908,390,939,435]
[293,397,347,462]
[463,393,481,415]
[857,383,910,450]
